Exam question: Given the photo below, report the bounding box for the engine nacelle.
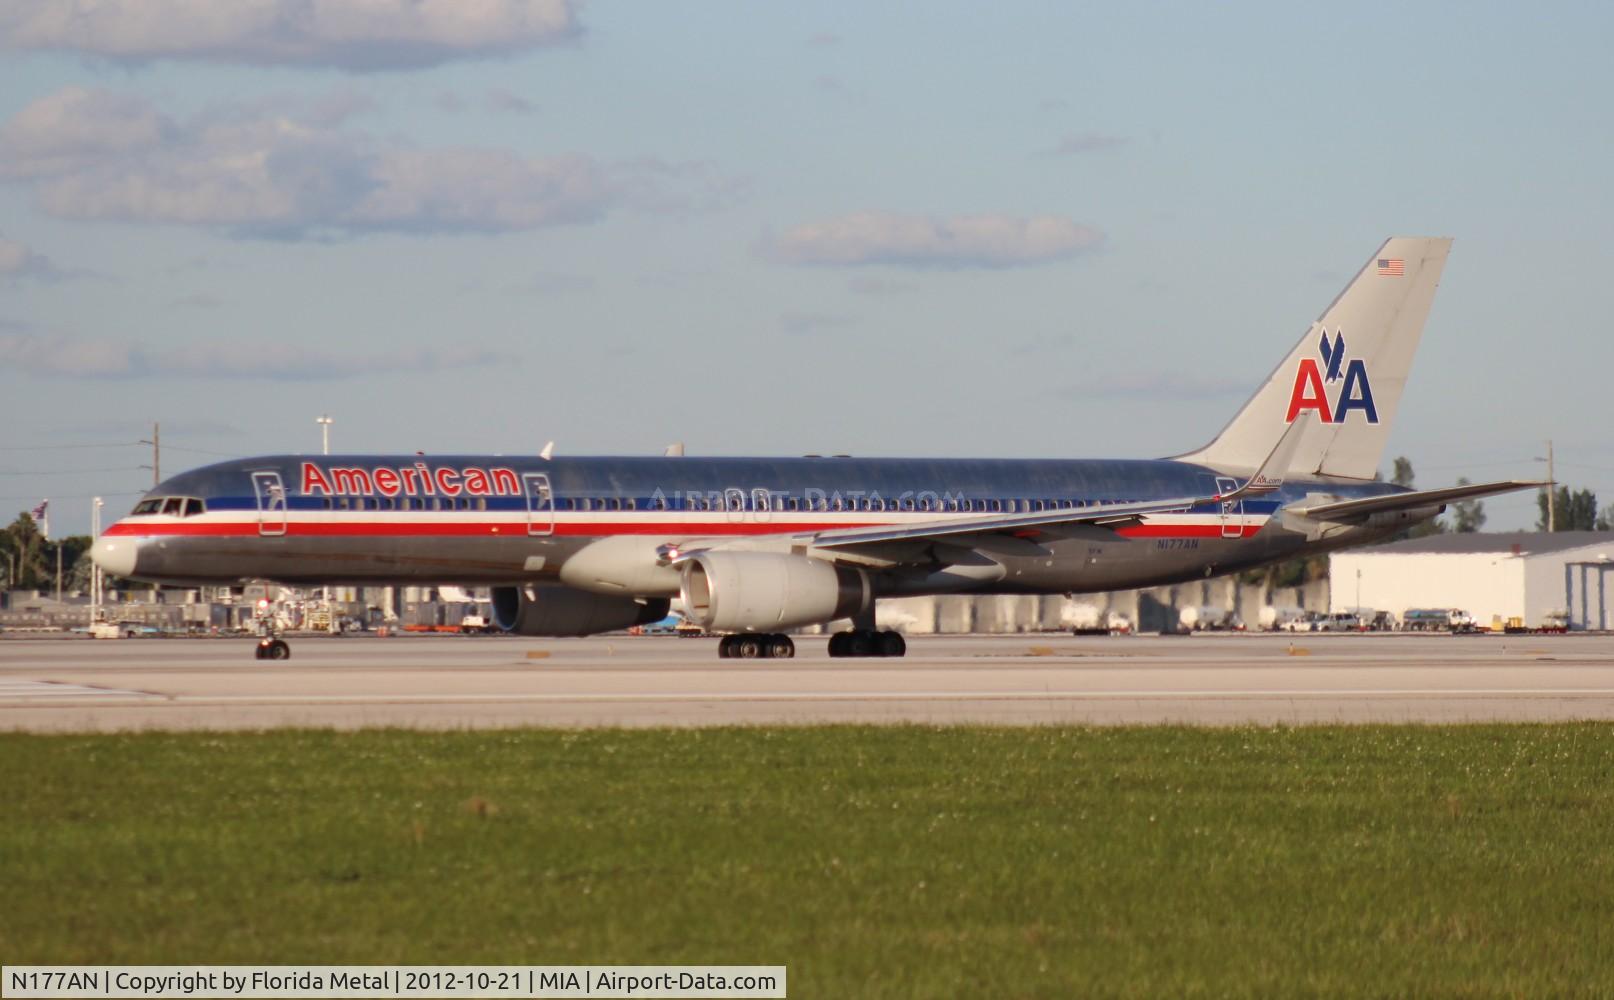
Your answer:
[680,551,870,632]
[491,584,669,637]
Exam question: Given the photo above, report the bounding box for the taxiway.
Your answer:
[4,632,1614,731]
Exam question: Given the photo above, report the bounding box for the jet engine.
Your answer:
[679,550,870,632]
[491,584,669,637]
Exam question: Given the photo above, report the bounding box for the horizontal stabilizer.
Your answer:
[1286,480,1547,522]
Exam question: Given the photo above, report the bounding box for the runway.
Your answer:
[4,632,1614,731]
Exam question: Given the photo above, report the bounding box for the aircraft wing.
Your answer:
[1284,479,1547,522]
[807,414,1313,553]
[808,493,1201,550]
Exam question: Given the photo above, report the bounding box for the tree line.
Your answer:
[0,514,93,592]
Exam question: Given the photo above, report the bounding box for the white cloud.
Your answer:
[1037,132,1127,157]
[765,212,1103,269]
[507,271,595,294]
[847,276,915,295]
[0,331,502,380]
[0,0,581,71]
[0,232,73,282]
[1058,371,1249,401]
[486,88,538,114]
[779,311,852,337]
[0,87,711,238]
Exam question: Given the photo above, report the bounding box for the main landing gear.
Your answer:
[828,629,906,658]
[718,634,796,658]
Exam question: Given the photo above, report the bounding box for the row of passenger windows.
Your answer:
[129,497,206,517]
[324,496,1110,513]
[131,494,1141,515]
[644,496,1114,513]
[322,496,492,511]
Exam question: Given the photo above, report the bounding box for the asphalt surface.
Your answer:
[3,632,1614,731]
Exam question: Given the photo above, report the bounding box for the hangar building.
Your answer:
[1329,531,1614,630]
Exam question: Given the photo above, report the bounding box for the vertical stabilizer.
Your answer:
[1174,236,1451,480]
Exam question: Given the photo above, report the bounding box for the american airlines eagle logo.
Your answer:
[1284,328,1378,424]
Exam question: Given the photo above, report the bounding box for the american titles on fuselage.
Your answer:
[301,462,521,498]
[1285,327,1378,425]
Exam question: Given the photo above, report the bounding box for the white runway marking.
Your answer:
[0,679,161,701]
[172,688,1614,704]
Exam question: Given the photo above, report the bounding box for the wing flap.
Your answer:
[1288,479,1546,521]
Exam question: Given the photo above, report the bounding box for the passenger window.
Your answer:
[788,497,800,512]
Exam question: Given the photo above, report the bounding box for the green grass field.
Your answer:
[3,725,1613,996]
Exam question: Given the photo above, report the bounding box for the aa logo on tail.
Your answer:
[1285,329,1377,424]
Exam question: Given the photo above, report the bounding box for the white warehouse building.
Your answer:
[1330,532,1614,631]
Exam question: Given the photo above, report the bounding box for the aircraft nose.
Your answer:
[91,535,139,577]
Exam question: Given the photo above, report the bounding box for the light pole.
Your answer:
[1534,440,1556,531]
[315,415,335,620]
[91,497,104,624]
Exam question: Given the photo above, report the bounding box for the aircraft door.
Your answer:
[524,473,554,536]
[724,487,746,523]
[252,471,288,537]
[1215,476,1243,539]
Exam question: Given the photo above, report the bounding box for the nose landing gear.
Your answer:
[255,637,290,660]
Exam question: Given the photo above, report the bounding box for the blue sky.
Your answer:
[2,1,1609,536]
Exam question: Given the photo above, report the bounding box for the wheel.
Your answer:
[736,635,764,658]
[877,631,906,658]
[718,635,734,658]
[827,632,849,657]
[253,642,267,660]
[847,629,875,658]
[768,635,795,659]
[266,639,290,660]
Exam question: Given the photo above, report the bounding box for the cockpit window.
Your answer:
[130,496,207,516]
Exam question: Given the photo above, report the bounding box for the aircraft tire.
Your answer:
[847,629,875,658]
[735,635,764,659]
[877,631,906,658]
[265,639,290,661]
[767,634,795,658]
[827,632,849,657]
[717,635,734,658]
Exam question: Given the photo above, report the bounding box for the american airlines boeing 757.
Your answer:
[93,237,1539,659]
